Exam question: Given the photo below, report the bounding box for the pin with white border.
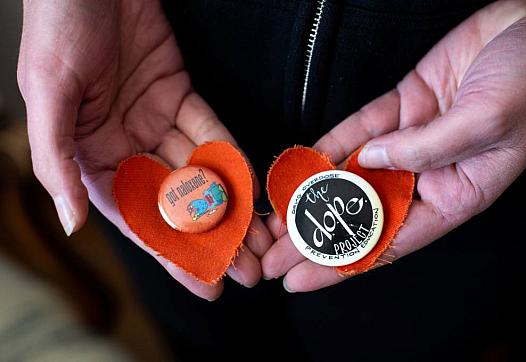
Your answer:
[286,170,384,267]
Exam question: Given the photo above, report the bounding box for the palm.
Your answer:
[63,1,188,218]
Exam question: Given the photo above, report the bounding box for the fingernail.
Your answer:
[227,265,242,283]
[227,265,258,288]
[53,195,76,236]
[246,279,259,288]
[283,278,295,293]
[263,275,271,281]
[359,145,390,168]
[207,295,221,302]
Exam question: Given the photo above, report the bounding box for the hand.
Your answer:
[262,0,526,292]
[17,0,271,300]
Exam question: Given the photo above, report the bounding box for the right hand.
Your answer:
[261,0,526,293]
[18,0,271,300]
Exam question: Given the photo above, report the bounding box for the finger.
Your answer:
[127,72,196,168]
[227,246,262,288]
[266,212,288,240]
[261,233,305,280]
[155,128,196,168]
[157,126,262,199]
[373,198,462,269]
[283,261,350,293]
[314,68,441,165]
[358,104,499,172]
[164,259,224,301]
[21,72,88,236]
[355,3,526,172]
[244,215,273,258]
[387,200,457,262]
[396,70,440,127]
[176,92,237,145]
[175,92,261,199]
[375,148,526,269]
[82,169,225,300]
[313,90,401,164]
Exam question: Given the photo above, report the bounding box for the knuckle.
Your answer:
[488,112,512,141]
[205,289,223,302]
[163,128,185,144]
[195,115,220,140]
[325,130,347,161]
[31,158,47,184]
[16,64,26,94]
[434,176,486,226]
[388,145,431,172]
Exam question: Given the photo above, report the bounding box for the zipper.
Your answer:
[301,0,327,114]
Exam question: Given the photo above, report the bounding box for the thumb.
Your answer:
[357,105,498,172]
[20,73,89,236]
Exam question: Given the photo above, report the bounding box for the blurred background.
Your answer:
[0,2,172,361]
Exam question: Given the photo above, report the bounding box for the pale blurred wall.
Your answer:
[0,0,24,119]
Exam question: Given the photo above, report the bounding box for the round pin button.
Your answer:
[286,170,384,267]
[158,166,229,233]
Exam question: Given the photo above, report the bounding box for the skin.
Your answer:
[17,0,272,301]
[262,0,526,292]
[19,0,526,297]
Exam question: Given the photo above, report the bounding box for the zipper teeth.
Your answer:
[301,0,327,113]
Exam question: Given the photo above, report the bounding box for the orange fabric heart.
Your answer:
[267,146,415,275]
[113,141,253,284]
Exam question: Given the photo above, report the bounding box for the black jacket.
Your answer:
[103,1,524,361]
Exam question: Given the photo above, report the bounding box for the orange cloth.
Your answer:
[339,147,414,274]
[113,142,253,284]
[266,146,414,275]
[266,146,335,222]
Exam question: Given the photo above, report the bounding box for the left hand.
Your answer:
[262,0,526,292]
[17,0,270,300]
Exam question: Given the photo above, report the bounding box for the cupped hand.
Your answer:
[17,0,272,300]
[262,0,526,292]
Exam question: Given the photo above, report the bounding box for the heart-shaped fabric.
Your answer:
[113,141,253,284]
[267,146,415,275]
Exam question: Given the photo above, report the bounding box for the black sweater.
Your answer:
[102,1,524,361]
